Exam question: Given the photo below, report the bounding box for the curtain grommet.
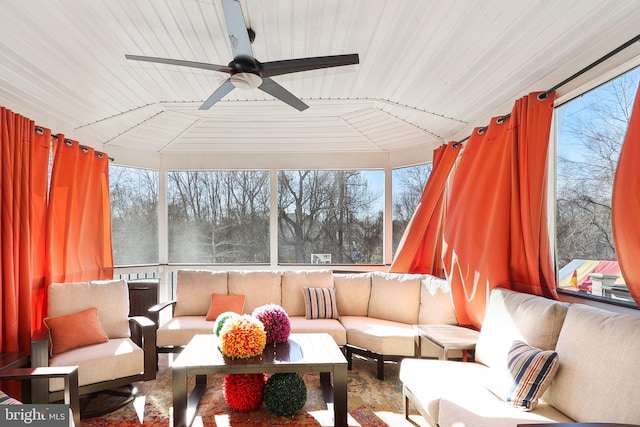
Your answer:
[537,92,548,101]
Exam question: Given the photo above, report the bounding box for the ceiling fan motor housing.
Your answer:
[228,57,263,89]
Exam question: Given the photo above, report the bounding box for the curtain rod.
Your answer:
[34,126,114,161]
[453,33,640,147]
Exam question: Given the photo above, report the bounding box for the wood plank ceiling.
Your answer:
[1,0,640,168]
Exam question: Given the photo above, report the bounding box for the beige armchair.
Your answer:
[30,279,155,418]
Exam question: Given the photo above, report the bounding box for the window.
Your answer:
[110,166,159,266]
[392,164,432,256]
[555,66,640,305]
[167,170,270,263]
[278,170,383,264]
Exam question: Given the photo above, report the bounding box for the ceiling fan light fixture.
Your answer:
[230,72,262,90]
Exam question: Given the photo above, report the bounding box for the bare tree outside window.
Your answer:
[167,170,270,263]
[110,166,159,265]
[278,170,383,264]
[392,164,432,255]
[556,66,640,303]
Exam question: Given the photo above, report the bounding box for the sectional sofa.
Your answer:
[400,287,640,426]
[148,269,460,379]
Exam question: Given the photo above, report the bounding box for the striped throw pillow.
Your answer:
[503,341,559,410]
[302,287,339,320]
[0,390,21,405]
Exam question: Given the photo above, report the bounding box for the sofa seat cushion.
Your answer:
[288,317,346,346]
[438,394,573,427]
[157,316,214,347]
[400,359,573,427]
[49,338,143,392]
[341,316,415,356]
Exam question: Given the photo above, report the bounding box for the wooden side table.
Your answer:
[414,324,479,361]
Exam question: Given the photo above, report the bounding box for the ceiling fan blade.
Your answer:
[258,77,308,111]
[199,79,236,110]
[261,54,359,77]
[125,54,232,73]
[221,0,255,62]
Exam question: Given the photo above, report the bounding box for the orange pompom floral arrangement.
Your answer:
[219,314,267,358]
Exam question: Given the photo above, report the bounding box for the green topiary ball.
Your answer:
[214,311,240,337]
[263,373,307,416]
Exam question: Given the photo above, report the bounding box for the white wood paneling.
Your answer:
[0,0,639,169]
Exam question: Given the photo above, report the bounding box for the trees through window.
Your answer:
[556,66,640,305]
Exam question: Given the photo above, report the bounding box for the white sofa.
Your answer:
[400,287,640,426]
[149,269,460,379]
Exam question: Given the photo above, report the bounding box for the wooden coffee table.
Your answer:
[172,333,348,427]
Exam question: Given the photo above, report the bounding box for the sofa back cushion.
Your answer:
[418,275,458,325]
[228,270,282,314]
[281,270,333,316]
[544,303,640,423]
[334,273,371,316]
[48,279,131,338]
[474,288,568,369]
[174,270,228,316]
[368,272,421,324]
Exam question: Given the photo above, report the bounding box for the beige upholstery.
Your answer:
[400,358,572,427]
[342,316,416,356]
[174,270,228,316]
[544,304,640,423]
[400,288,571,426]
[334,273,371,316]
[474,288,568,369]
[153,269,458,380]
[418,276,458,325]
[281,270,333,316]
[48,279,131,338]
[33,278,155,407]
[49,338,143,392]
[368,272,422,324]
[157,316,215,347]
[288,316,346,346]
[228,270,282,313]
[438,393,573,427]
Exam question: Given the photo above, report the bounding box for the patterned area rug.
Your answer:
[81,353,428,426]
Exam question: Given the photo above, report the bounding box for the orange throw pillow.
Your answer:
[206,293,246,321]
[44,307,109,356]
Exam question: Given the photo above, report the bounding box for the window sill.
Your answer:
[557,287,638,310]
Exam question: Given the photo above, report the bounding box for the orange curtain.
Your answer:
[0,108,50,353]
[442,92,556,327]
[389,141,460,275]
[612,82,640,307]
[46,137,113,285]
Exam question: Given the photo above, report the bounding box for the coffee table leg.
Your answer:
[173,366,187,427]
[333,364,348,427]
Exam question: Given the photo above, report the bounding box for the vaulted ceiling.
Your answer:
[2,0,640,169]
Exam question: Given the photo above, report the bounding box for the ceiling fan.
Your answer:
[125,0,359,111]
